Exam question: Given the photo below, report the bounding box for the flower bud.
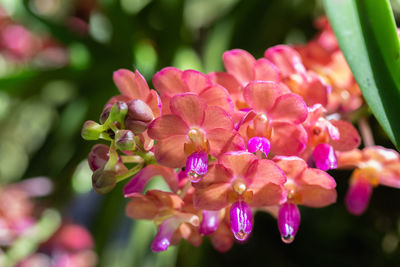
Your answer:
[88,144,109,171]
[81,120,103,140]
[230,200,252,241]
[125,99,154,134]
[92,168,116,194]
[99,104,112,124]
[312,143,337,171]
[115,130,136,151]
[186,151,208,183]
[277,202,300,244]
[109,101,128,124]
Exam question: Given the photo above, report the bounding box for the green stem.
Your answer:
[116,163,144,183]
[104,141,118,171]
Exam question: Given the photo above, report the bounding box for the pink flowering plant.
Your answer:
[81,14,400,253]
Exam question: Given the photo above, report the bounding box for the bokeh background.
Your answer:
[2,0,400,266]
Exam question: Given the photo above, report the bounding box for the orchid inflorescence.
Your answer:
[81,18,400,253]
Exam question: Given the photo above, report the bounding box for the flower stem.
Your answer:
[116,163,144,183]
[358,117,374,147]
[179,180,192,199]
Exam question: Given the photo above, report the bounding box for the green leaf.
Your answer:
[323,0,400,150]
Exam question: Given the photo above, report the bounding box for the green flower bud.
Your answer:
[125,99,154,134]
[109,101,128,124]
[92,168,116,194]
[115,129,136,151]
[81,120,103,140]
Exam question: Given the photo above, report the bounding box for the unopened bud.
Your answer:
[88,144,109,171]
[92,168,116,194]
[115,130,136,151]
[81,120,103,140]
[99,104,112,124]
[109,101,128,124]
[125,99,154,134]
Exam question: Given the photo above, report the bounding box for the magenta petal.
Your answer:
[186,151,209,183]
[200,210,221,235]
[151,217,177,252]
[247,137,271,156]
[345,178,373,216]
[230,201,252,241]
[313,143,338,171]
[151,213,199,252]
[123,165,179,197]
[277,202,300,244]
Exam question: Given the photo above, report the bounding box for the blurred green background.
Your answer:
[1,0,400,266]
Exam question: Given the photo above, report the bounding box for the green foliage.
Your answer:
[323,0,400,150]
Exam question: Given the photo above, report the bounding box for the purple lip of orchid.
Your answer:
[277,202,300,244]
[230,201,252,241]
[186,151,209,183]
[345,178,373,216]
[312,143,337,171]
[247,137,271,156]
[200,210,221,235]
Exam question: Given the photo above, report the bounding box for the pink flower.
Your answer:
[112,69,162,117]
[208,49,280,110]
[238,81,308,156]
[153,67,234,113]
[338,146,400,215]
[148,93,245,180]
[273,156,336,243]
[265,45,330,107]
[193,151,286,241]
[301,104,360,169]
[125,190,201,252]
[273,156,337,208]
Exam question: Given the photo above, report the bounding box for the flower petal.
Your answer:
[152,67,187,96]
[170,93,206,126]
[264,45,306,78]
[268,94,308,124]
[270,122,307,156]
[193,183,231,210]
[154,135,188,168]
[209,221,234,253]
[223,49,256,85]
[303,72,329,106]
[202,106,233,132]
[208,72,241,95]
[298,168,336,189]
[297,185,337,208]
[146,89,162,118]
[246,159,287,206]
[151,213,199,252]
[182,69,212,94]
[243,81,282,112]
[123,165,179,197]
[219,151,257,178]
[254,58,280,82]
[329,120,361,151]
[147,114,189,140]
[125,193,158,220]
[113,69,149,99]
[273,156,307,179]
[194,164,232,189]
[199,85,234,111]
[207,128,246,157]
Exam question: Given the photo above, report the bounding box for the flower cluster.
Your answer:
[81,18,400,252]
